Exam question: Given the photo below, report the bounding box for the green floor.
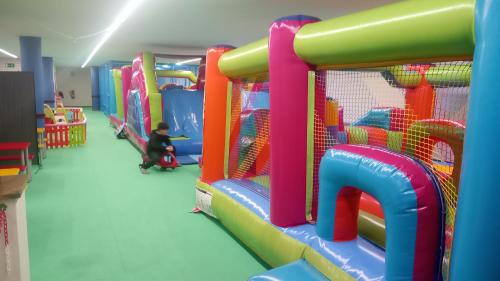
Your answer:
[26,110,266,281]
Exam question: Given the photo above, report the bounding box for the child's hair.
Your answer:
[157,122,169,130]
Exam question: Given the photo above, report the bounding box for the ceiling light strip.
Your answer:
[175,57,202,65]
[0,48,18,59]
[81,0,144,68]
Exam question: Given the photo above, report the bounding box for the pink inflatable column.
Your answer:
[121,65,132,122]
[269,15,320,227]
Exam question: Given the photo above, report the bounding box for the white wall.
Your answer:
[327,71,405,124]
[55,67,91,107]
[0,58,21,71]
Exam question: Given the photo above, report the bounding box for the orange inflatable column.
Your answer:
[405,77,436,120]
[201,45,234,183]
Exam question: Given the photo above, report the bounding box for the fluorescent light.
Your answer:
[156,64,171,70]
[81,0,145,68]
[175,57,201,65]
[0,48,18,59]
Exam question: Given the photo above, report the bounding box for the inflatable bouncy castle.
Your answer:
[195,0,499,280]
[98,61,129,116]
[107,52,205,164]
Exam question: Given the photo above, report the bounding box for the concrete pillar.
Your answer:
[42,57,54,107]
[19,36,44,128]
[91,66,100,110]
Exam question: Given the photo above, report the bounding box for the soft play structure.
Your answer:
[43,104,87,149]
[98,61,130,115]
[195,0,499,280]
[106,53,205,165]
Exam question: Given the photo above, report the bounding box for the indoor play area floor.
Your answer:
[25,110,267,281]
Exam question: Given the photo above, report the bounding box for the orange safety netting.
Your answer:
[313,61,471,280]
[228,81,271,189]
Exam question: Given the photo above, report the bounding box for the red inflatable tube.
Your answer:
[360,193,384,219]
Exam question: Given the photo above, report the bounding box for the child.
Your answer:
[56,91,64,108]
[139,122,175,174]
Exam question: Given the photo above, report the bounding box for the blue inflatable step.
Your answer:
[175,154,200,165]
[248,259,329,281]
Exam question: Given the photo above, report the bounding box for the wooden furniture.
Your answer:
[0,175,30,281]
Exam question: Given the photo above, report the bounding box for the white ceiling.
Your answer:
[0,0,399,67]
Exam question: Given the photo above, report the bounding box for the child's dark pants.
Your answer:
[141,151,162,169]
